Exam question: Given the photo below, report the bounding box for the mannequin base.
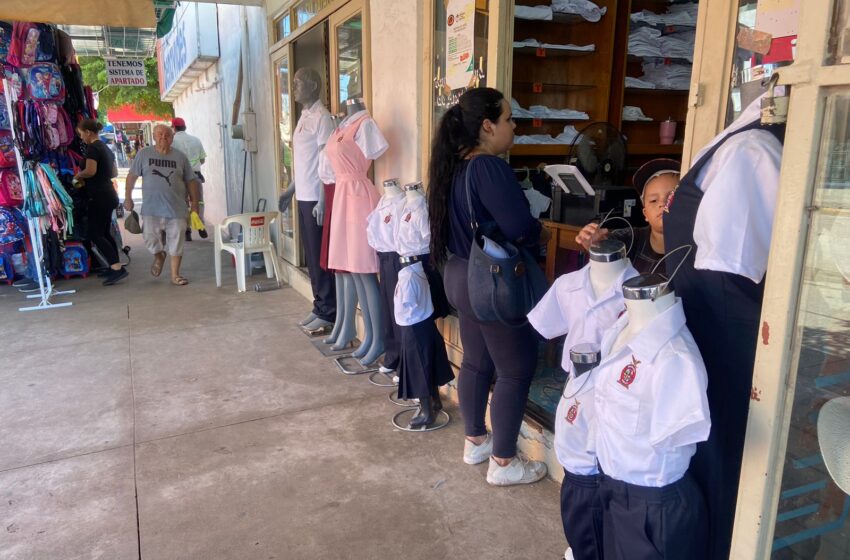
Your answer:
[335,355,380,375]
[388,390,418,407]
[309,337,357,357]
[392,408,451,432]
[300,321,334,337]
[368,370,398,387]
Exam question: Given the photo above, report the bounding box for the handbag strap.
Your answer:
[463,157,478,231]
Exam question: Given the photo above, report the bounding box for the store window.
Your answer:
[334,13,363,104]
[833,0,850,64]
[275,55,297,262]
[275,13,292,42]
[430,0,489,133]
[769,92,850,559]
[295,0,335,27]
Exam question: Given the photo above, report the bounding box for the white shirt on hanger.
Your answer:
[593,299,711,487]
[366,191,406,253]
[528,262,638,373]
[293,100,335,202]
[691,93,784,284]
[396,194,431,258]
[394,262,434,326]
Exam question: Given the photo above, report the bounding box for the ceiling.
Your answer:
[58,25,159,58]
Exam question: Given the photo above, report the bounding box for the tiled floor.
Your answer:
[0,234,564,560]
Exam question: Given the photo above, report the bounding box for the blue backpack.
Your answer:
[35,24,57,63]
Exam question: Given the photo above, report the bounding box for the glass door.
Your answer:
[733,2,850,557]
[329,1,367,113]
[273,50,298,264]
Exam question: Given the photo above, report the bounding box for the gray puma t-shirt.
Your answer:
[130,146,196,219]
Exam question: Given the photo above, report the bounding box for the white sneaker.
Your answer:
[379,366,394,374]
[486,456,547,486]
[463,434,493,465]
[564,547,574,560]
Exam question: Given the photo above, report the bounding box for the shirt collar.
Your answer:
[607,298,687,363]
[302,99,324,115]
[559,262,637,308]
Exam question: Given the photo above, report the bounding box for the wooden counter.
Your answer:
[542,220,584,281]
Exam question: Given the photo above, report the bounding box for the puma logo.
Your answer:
[151,168,175,187]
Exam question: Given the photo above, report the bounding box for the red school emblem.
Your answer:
[404,212,412,222]
[384,213,392,224]
[566,399,580,425]
[618,355,641,388]
[663,186,678,213]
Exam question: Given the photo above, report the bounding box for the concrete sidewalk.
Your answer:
[0,235,564,560]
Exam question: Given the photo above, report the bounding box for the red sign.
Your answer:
[536,47,547,58]
[532,82,543,93]
[532,118,543,127]
[250,217,265,226]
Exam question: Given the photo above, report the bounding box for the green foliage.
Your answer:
[78,57,173,124]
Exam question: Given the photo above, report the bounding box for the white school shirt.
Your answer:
[593,299,711,487]
[171,131,206,172]
[293,100,335,202]
[366,191,406,253]
[528,262,638,373]
[554,369,600,475]
[690,93,783,283]
[317,110,389,184]
[394,262,434,326]
[396,194,430,258]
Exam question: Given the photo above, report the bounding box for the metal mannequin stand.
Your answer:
[334,355,379,376]
[368,369,397,387]
[310,337,358,358]
[300,323,333,338]
[387,389,418,407]
[392,409,451,432]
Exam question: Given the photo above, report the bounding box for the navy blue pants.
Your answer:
[443,255,537,459]
[561,470,603,560]
[298,200,336,322]
[599,473,707,560]
[377,251,401,370]
[397,319,454,400]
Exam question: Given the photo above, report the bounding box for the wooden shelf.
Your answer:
[514,46,596,58]
[514,117,590,122]
[515,13,586,25]
[627,54,692,65]
[624,87,689,96]
[627,143,683,155]
[510,145,571,157]
[514,82,596,92]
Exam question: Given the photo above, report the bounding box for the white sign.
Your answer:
[445,0,476,91]
[158,2,220,101]
[105,59,147,87]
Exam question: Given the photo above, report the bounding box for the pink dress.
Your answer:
[324,115,381,274]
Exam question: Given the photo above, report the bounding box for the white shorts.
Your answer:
[142,215,188,256]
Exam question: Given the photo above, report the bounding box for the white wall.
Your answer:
[368,0,424,186]
[171,5,277,228]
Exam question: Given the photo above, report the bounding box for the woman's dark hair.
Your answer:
[428,87,505,265]
[77,118,103,134]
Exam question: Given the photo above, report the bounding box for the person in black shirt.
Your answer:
[575,158,680,274]
[74,118,128,285]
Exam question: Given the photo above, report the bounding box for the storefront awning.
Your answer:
[0,0,157,28]
[106,104,170,123]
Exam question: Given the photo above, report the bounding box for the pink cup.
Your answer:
[660,120,677,145]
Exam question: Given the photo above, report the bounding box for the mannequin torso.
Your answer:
[589,258,628,300]
[612,291,676,353]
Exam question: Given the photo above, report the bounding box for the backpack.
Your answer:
[0,206,25,246]
[7,22,39,68]
[0,132,15,168]
[40,103,61,150]
[0,253,13,283]
[2,65,26,100]
[60,241,89,278]
[15,101,44,159]
[0,22,12,58]
[34,24,57,63]
[0,169,23,207]
[25,64,65,102]
[0,94,9,131]
[56,29,76,66]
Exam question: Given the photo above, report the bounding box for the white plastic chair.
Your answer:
[214,212,282,292]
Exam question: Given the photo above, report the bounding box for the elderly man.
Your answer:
[124,124,200,286]
[171,117,207,241]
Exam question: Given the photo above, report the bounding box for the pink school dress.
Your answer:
[324,114,381,274]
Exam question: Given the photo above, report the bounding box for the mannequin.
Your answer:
[366,178,405,376]
[320,97,389,362]
[612,273,676,353]
[588,239,629,298]
[278,67,336,331]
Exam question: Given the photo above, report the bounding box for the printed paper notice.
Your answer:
[445,0,475,91]
[106,59,148,87]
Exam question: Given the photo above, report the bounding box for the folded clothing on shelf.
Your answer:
[625,76,657,89]
[641,61,692,90]
[511,98,535,119]
[551,0,608,23]
[515,5,553,21]
[622,105,653,122]
[628,27,663,58]
[660,30,696,61]
[514,125,581,145]
[630,4,699,28]
[513,38,596,52]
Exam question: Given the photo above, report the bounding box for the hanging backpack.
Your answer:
[16,100,44,159]
[2,65,26,100]
[83,86,97,119]
[0,169,23,207]
[34,24,57,63]
[0,22,12,58]
[61,64,85,117]
[7,22,39,68]
[39,103,62,150]
[0,94,9,131]
[0,206,25,245]
[56,29,77,66]
[56,107,74,146]
[25,64,65,102]
[0,132,15,168]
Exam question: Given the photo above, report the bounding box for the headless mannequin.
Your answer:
[612,277,676,353]
[377,179,402,375]
[324,98,384,365]
[589,257,628,299]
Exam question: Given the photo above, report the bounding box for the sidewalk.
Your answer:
[0,234,564,560]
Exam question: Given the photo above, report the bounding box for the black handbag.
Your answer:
[464,158,549,327]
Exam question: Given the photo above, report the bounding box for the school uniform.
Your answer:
[293,100,336,322]
[663,94,785,560]
[528,262,636,560]
[394,194,453,400]
[594,298,711,560]
[366,191,407,370]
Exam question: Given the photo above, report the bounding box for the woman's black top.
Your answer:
[609,225,663,274]
[84,140,116,194]
[447,155,542,259]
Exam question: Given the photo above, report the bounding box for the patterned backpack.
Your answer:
[25,64,65,102]
[34,24,57,63]
[2,65,26,100]
[0,169,23,207]
[0,132,15,168]
[0,22,12,58]
[7,22,39,68]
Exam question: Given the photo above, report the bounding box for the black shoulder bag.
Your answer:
[464,158,550,327]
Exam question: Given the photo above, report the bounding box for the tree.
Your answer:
[78,56,173,123]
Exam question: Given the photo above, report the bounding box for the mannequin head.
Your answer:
[293,68,321,107]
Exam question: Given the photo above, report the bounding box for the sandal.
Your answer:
[171,276,189,286]
[151,251,166,277]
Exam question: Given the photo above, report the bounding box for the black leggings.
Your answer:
[443,255,538,459]
[87,191,120,266]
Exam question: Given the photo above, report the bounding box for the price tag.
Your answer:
[665,25,675,34]
[664,57,672,65]
[536,47,546,58]
[532,82,543,93]
[532,118,543,127]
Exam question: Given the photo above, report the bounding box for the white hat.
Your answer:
[817,396,850,495]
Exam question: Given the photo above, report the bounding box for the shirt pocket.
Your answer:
[605,386,643,437]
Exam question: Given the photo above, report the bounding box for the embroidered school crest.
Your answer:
[566,399,580,425]
[404,212,412,222]
[618,355,641,388]
[384,214,392,224]
[663,186,678,213]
